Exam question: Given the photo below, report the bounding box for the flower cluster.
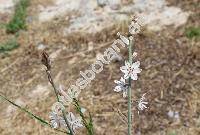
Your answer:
[49,111,66,129]
[67,112,83,132]
[120,61,142,80]
[58,85,79,107]
[49,85,85,133]
[113,16,149,120]
[114,77,128,97]
[114,60,142,97]
[49,111,83,133]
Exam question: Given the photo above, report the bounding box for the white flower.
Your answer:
[49,111,83,132]
[120,61,142,80]
[49,111,66,128]
[58,85,80,106]
[51,102,65,114]
[68,88,79,99]
[129,21,141,35]
[67,112,83,133]
[137,93,148,114]
[132,52,137,58]
[114,77,128,97]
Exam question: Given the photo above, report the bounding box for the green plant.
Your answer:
[0,51,92,135]
[6,0,29,33]
[0,38,19,53]
[0,93,69,134]
[73,98,94,135]
[0,17,149,134]
[113,17,149,135]
[127,37,133,135]
[0,23,6,29]
[185,27,200,39]
[168,131,177,135]
[41,51,94,135]
[41,51,74,135]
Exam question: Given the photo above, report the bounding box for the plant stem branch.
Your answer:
[0,93,69,134]
[128,37,133,135]
[41,51,73,134]
[46,70,74,135]
[73,99,94,135]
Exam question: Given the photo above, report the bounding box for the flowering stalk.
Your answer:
[128,37,133,135]
[48,71,74,135]
[41,51,74,135]
[114,18,144,134]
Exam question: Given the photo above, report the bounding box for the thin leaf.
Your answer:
[0,93,69,134]
[73,98,94,135]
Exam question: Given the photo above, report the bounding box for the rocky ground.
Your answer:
[0,0,199,135]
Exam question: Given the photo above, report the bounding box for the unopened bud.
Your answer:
[41,51,51,70]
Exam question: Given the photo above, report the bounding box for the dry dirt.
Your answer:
[0,0,199,135]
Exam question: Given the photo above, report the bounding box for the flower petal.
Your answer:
[131,73,138,80]
[120,66,128,73]
[52,121,58,128]
[141,101,148,105]
[133,68,142,73]
[120,77,126,83]
[124,72,130,79]
[114,86,122,92]
[68,112,76,121]
[123,90,128,97]
[132,61,140,68]
[114,80,121,84]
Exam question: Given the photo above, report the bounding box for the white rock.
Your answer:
[0,0,15,13]
[38,0,82,22]
[96,0,108,7]
[174,111,180,119]
[37,43,46,50]
[167,110,180,120]
[168,110,174,118]
[124,0,190,31]
[38,0,190,33]
[109,0,121,10]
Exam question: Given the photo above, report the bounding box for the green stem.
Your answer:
[46,70,74,135]
[0,93,69,134]
[73,99,94,135]
[128,37,133,135]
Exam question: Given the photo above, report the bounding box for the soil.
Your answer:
[0,0,199,135]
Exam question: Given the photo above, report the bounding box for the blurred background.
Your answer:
[0,0,199,134]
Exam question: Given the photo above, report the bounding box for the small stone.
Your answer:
[97,0,108,7]
[174,111,179,119]
[167,110,174,118]
[109,0,121,10]
[88,42,94,51]
[0,0,14,13]
[168,110,180,120]
[37,43,46,50]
